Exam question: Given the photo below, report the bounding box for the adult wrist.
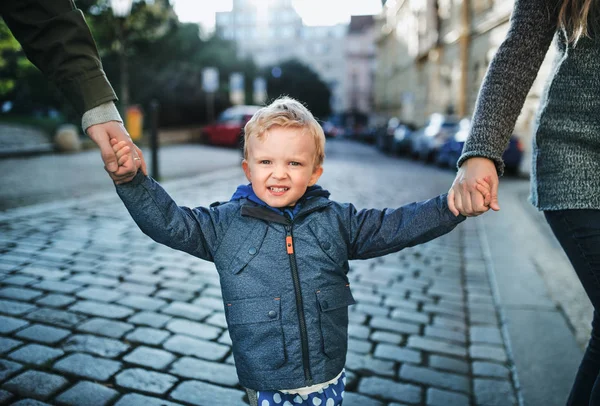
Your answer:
[82,102,123,134]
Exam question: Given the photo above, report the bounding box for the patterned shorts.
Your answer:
[254,371,346,406]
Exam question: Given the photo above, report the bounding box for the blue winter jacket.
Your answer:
[116,172,465,390]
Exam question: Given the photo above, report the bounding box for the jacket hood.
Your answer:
[230,184,330,219]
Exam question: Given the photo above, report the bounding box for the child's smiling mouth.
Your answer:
[268,186,289,195]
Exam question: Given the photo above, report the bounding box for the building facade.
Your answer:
[375,0,556,173]
[215,0,377,115]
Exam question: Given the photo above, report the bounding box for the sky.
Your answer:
[172,0,383,33]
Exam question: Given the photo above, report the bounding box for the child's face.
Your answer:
[242,127,323,208]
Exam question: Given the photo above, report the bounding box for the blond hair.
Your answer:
[558,0,598,43]
[243,96,326,167]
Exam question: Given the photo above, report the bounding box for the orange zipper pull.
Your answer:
[286,235,294,254]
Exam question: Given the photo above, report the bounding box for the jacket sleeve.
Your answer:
[347,194,465,260]
[0,0,117,115]
[457,0,560,175]
[115,172,224,262]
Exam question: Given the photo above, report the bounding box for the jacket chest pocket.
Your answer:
[307,222,347,268]
[226,296,286,372]
[316,284,356,359]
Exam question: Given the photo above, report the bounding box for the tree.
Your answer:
[264,60,332,120]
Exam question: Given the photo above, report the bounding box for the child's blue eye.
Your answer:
[290,162,300,166]
[260,160,271,164]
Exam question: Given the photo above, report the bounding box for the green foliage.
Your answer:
[1,1,332,128]
[264,60,332,120]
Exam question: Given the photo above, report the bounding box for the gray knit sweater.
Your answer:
[458,0,600,210]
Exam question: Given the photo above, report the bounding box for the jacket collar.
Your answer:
[231,184,331,222]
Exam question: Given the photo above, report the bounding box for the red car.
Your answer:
[201,105,261,147]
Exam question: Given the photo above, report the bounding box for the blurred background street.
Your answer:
[0,0,593,405]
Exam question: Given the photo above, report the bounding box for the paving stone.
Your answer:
[469,310,499,325]
[35,294,76,308]
[163,335,230,361]
[429,355,470,374]
[8,344,63,366]
[370,331,403,345]
[0,299,36,316]
[343,391,385,406]
[348,338,372,354]
[400,364,470,393]
[433,316,467,331]
[125,327,170,345]
[0,359,23,381]
[115,282,157,295]
[69,300,134,319]
[128,311,171,328]
[113,393,182,406]
[423,303,466,320]
[76,287,123,302]
[54,353,122,381]
[0,389,13,404]
[424,326,466,344]
[2,275,37,286]
[0,337,22,354]
[115,368,178,394]
[218,330,232,346]
[349,312,368,324]
[0,314,29,333]
[161,302,211,321]
[348,324,370,340]
[15,324,70,344]
[0,287,43,301]
[427,387,470,406]
[54,381,119,406]
[358,376,421,404]
[346,352,395,377]
[205,312,228,329]
[68,274,119,287]
[354,303,390,317]
[10,399,52,405]
[470,326,503,345]
[370,317,420,335]
[374,343,422,364]
[390,308,430,324]
[470,344,507,363]
[474,378,516,406]
[123,346,176,370]
[169,356,239,387]
[472,361,511,379]
[407,336,467,357]
[61,335,128,359]
[191,296,224,311]
[162,280,205,293]
[169,379,246,406]
[154,289,194,302]
[76,318,134,338]
[2,370,68,400]
[165,319,221,340]
[21,267,70,280]
[117,294,167,311]
[25,308,86,328]
[33,280,80,294]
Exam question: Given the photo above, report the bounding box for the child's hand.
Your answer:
[473,176,493,215]
[110,138,137,184]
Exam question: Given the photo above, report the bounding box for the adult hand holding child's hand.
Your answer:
[448,157,500,217]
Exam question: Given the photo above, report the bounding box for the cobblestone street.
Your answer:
[0,141,566,405]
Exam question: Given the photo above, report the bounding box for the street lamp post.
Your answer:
[110,0,133,118]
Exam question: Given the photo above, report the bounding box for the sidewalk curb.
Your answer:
[476,215,524,406]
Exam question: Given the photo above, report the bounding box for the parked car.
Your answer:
[438,119,524,174]
[201,105,261,147]
[410,113,459,161]
[391,124,415,155]
[375,117,400,153]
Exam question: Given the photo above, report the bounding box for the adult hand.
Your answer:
[87,121,147,183]
[448,157,500,216]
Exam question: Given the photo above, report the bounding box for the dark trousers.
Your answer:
[545,209,600,406]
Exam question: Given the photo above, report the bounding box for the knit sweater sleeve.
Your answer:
[457,0,560,174]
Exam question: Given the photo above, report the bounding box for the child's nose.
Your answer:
[272,165,287,179]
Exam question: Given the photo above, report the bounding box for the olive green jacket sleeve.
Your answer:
[0,0,117,115]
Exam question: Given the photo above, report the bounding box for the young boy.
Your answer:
[111,97,490,405]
